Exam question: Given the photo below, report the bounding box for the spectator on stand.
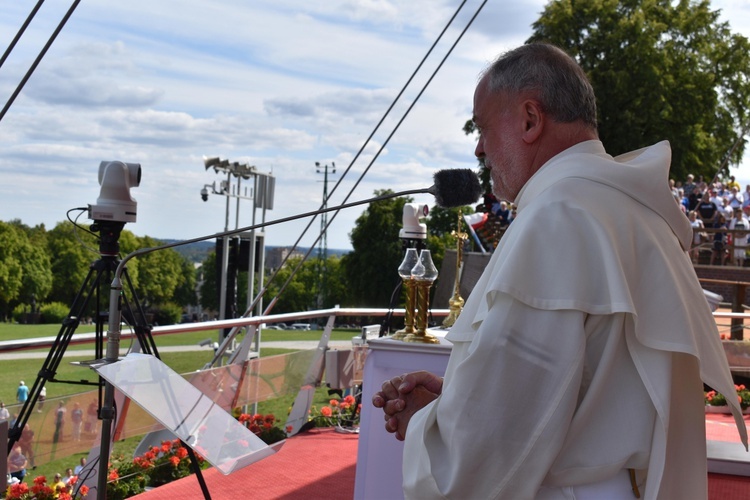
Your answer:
[0,401,10,420]
[683,174,696,199]
[688,210,705,263]
[728,208,750,267]
[62,468,75,486]
[51,473,67,498]
[727,175,741,191]
[712,214,728,265]
[742,185,750,210]
[697,194,719,228]
[728,186,743,210]
[720,197,734,221]
[74,457,87,476]
[687,186,702,211]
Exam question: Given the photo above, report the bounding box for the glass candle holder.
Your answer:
[404,249,440,344]
[391,248,418,341]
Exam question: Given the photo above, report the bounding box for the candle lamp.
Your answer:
[404,249,440,344]
[391,248,419,341]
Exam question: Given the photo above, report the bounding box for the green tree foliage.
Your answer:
[0,221,53,319]
[46,222,100,305]
[342,191,412,307]
[262,256,320,314]
[527,0,750,181]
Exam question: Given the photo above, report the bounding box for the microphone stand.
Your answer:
[96,186,431,495]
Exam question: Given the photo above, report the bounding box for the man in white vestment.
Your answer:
[373,43,748,499]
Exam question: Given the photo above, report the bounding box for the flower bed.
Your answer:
[705,384,750,413]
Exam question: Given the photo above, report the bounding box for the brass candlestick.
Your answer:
[442,210,468,328]
[404,249,440,344]
[391,248,418,341]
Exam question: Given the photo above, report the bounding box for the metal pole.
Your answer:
[218,171,231,341]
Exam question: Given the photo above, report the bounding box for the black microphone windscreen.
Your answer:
[430,169,482,207]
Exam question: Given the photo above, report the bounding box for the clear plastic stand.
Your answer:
[93,353,282,475]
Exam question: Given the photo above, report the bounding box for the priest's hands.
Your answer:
[372,370,443,441]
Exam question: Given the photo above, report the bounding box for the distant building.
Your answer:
[265,247,304,270]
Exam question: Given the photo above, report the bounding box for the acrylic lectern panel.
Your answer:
[94,353,280,475]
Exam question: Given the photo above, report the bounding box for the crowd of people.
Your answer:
[673,174,750,265]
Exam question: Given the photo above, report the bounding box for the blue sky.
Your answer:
[1,0,750,251]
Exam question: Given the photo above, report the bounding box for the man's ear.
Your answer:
[521,100,543,143]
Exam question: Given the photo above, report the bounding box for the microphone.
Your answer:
[104,166,481,358]
[112,168,481,267]
[429,168,483,208]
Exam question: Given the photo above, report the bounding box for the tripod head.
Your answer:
[90,220,126,257]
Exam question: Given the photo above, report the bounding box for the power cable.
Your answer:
[238,0,486,329]
[0,0,46,70]
[0,0,82,124]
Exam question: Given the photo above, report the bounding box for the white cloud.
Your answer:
[1,0,749,251]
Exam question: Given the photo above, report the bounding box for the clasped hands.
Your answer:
[372,370,443,441]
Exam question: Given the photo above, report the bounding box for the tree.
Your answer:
[0,221,53,320]
[342,191,412,307]
[526,0,750,181]
[46,222,100,306]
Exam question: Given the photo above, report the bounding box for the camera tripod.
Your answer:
[6,221,209,499]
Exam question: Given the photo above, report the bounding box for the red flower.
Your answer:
[108,469,120,481]
[80,485,89,497]
[170,456,181,467]
[8,482,29,497]
[69,475,78,486]
[344,395,356,405]
[33,476,47,485]
[321,406,333,417]
[286,425,293,433]
[330,399,339,407]
[175,447,189,459]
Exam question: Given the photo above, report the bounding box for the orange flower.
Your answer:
[108,469,119,481]
[330,399,339,407]
[286,425,293,433]
[344,395,356,405]
[321,406,333,417]
[80,484,90,497]
[170,456,181,467]
[33,476,47,485]
[175,447,188,459]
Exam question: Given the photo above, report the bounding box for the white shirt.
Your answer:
[402,141,746,500]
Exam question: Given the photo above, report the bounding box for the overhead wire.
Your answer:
[0,0,82,124]
[222,0,483,340]
[250,0,489,321]
[0,0,46,70]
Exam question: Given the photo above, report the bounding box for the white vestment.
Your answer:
[402,141,747,499]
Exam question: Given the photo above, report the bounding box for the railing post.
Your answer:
[731,283,746,340]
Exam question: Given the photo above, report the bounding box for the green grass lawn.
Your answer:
[0,322,359,488]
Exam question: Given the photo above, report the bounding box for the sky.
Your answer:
[2,1,750,251]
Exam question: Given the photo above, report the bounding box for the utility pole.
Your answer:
[315,161,336,309]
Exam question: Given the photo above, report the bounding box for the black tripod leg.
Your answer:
[7,260,109,451]
[185,445,211,499]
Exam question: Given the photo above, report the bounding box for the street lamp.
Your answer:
[200,157,274,346]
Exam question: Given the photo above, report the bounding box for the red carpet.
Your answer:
[134,423,750,499]
[134,428,358,499]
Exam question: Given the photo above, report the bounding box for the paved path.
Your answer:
[0,340,354,360]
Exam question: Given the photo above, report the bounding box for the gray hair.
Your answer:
[482,43,597,130]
